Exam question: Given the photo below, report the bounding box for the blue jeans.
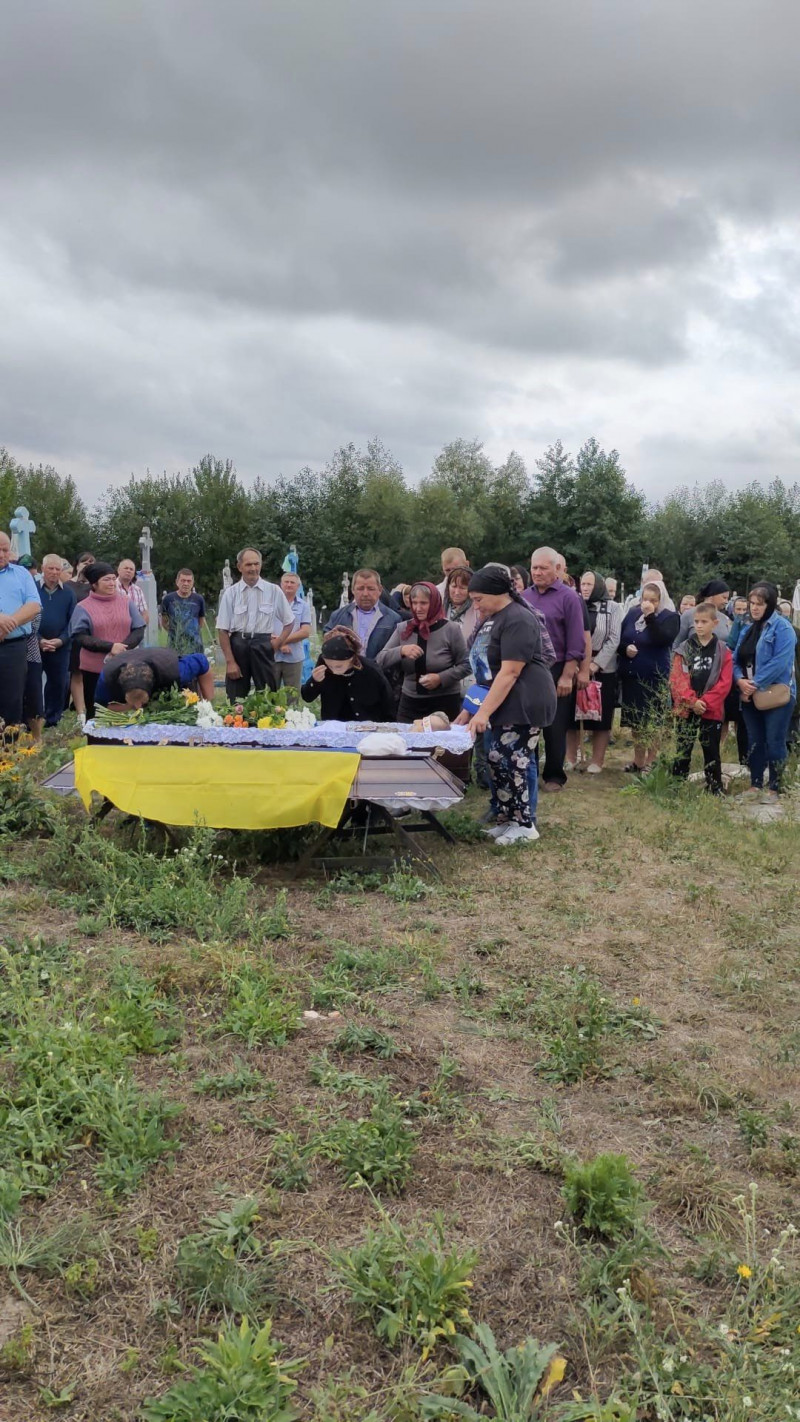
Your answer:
[486,727,539,825]
[41,644,71,726]
[739,696,796,791]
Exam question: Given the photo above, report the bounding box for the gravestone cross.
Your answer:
[9,506,36,560]
[138,525,154,574]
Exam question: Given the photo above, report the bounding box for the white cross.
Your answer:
[138,525,154,573]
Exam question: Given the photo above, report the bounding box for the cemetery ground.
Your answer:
[1,731,800,1422]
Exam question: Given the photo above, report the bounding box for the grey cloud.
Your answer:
[1,0,800,499]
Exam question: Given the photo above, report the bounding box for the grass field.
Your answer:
[1,724,799,1421]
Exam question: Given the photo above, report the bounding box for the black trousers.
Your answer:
[0,639,27,727]
[82,670,101,719]
[540,662,575,786]
[672,715,723,791]
[226,633,277,700]
[42,645,71,726]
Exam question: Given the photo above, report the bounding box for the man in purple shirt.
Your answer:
[522,547,588,790]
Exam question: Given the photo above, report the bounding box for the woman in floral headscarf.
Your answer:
[378,580,470,723]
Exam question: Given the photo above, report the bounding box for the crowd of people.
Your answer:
[1,527,797,842]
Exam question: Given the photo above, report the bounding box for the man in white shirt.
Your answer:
[216,547,295,699]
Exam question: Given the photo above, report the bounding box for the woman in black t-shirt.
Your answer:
[467,567,557,845]
[301,627,395,722]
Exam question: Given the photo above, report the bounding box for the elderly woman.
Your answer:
[302,626,395,722]
[510,564,531,594]
[69,562,145,718]
[444,564,479,645]
[566,572,622,774]
[619,581,680,772]
[733,581,797,801]
[466,566,557,844]
[378,581,469,723]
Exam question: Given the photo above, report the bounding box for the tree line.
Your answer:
[2,439,799,608]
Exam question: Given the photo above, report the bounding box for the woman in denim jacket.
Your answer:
[732,581,797,800]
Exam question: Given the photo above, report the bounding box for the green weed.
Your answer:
[140,1317,302,1422]
[331,1212,476,1353]
[217,960,299,1047]
[317,1100,417,1193]
[268,1132,312,1192]
[174,1198,277,1319]
[563,1154,644,1240]
[193,1059,272,1099]
[0,1215,100,1304]
[332,1023,400,1058]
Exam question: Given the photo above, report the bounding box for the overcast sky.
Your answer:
[2,0,799,508]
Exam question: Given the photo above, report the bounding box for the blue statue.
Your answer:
[281,544,299,576]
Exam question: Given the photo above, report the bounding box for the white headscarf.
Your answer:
[635,578,675,630]
[641,578,675,613]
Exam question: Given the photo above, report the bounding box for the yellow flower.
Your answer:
[737,1263,752,1279]
[182,690,199,704]
[632,996,641,1006]
[257,716,272,729]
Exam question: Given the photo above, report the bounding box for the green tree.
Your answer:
[568,438,646,582]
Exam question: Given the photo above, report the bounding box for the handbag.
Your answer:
[753,683,791,711]
[576,680,603,722]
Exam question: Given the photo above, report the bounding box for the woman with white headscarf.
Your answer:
[618,580,680,773]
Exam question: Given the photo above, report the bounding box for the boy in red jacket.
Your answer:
[670,602,733,794]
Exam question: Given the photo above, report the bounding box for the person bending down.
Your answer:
[94,646,215,711]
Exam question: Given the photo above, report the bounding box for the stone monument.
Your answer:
[339,572,350,608]
[138,525,160,648]
[222,558,232,590]
[9,507,36,560]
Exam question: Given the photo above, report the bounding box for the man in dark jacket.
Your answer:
[38,554,76,726]
[324,568,401,658]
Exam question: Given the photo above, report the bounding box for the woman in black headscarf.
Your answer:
[466,566,557,845]
[566,572,622,774]
[301,627,395,721]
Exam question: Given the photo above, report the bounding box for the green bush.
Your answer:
[318,1101,416,1194]
[332,1023,399,1059]
[174,1199,276,1319]
[563,1154,643,1240]
[217,961,299,1047]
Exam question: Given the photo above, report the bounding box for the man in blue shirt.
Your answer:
[38,554,76,726]
[274,571,311,691]
[161,569,206,653]
[0,532,42,727]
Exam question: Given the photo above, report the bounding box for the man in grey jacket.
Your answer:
[324,568,401,658]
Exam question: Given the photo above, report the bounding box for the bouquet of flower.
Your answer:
[93,689,223,729]
[222,687,316,730]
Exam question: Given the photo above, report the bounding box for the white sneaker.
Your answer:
[586,763,602,775]
[564,760,576,771]
[484,823,507,839]
[495,823,540,845]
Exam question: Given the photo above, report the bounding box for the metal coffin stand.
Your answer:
[291,753,465,879]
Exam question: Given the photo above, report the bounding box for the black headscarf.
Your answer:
[737,582,778,667]
[510,563,531,590]
[582,572,607,634]
[322,634,357,661]
[84,562,115,586]
[698,577,730,600]
[468,564,534,614]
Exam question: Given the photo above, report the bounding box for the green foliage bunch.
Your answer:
[317,1099,417,1193]
[331,1213,476,1354]
[174,1198,276,1318]
[140,1317,302,1422]
[563,1154,644,1240]
[0,940,180,1199]
[43,822,264,944]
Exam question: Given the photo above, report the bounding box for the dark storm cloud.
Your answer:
[1,0,800,496]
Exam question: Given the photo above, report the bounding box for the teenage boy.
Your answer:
[670,601,733,793]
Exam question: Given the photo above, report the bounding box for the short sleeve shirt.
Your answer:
[0,562,41,637]
[161,590,206,652]
[275,593,311,663]
[487,600,551,726]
